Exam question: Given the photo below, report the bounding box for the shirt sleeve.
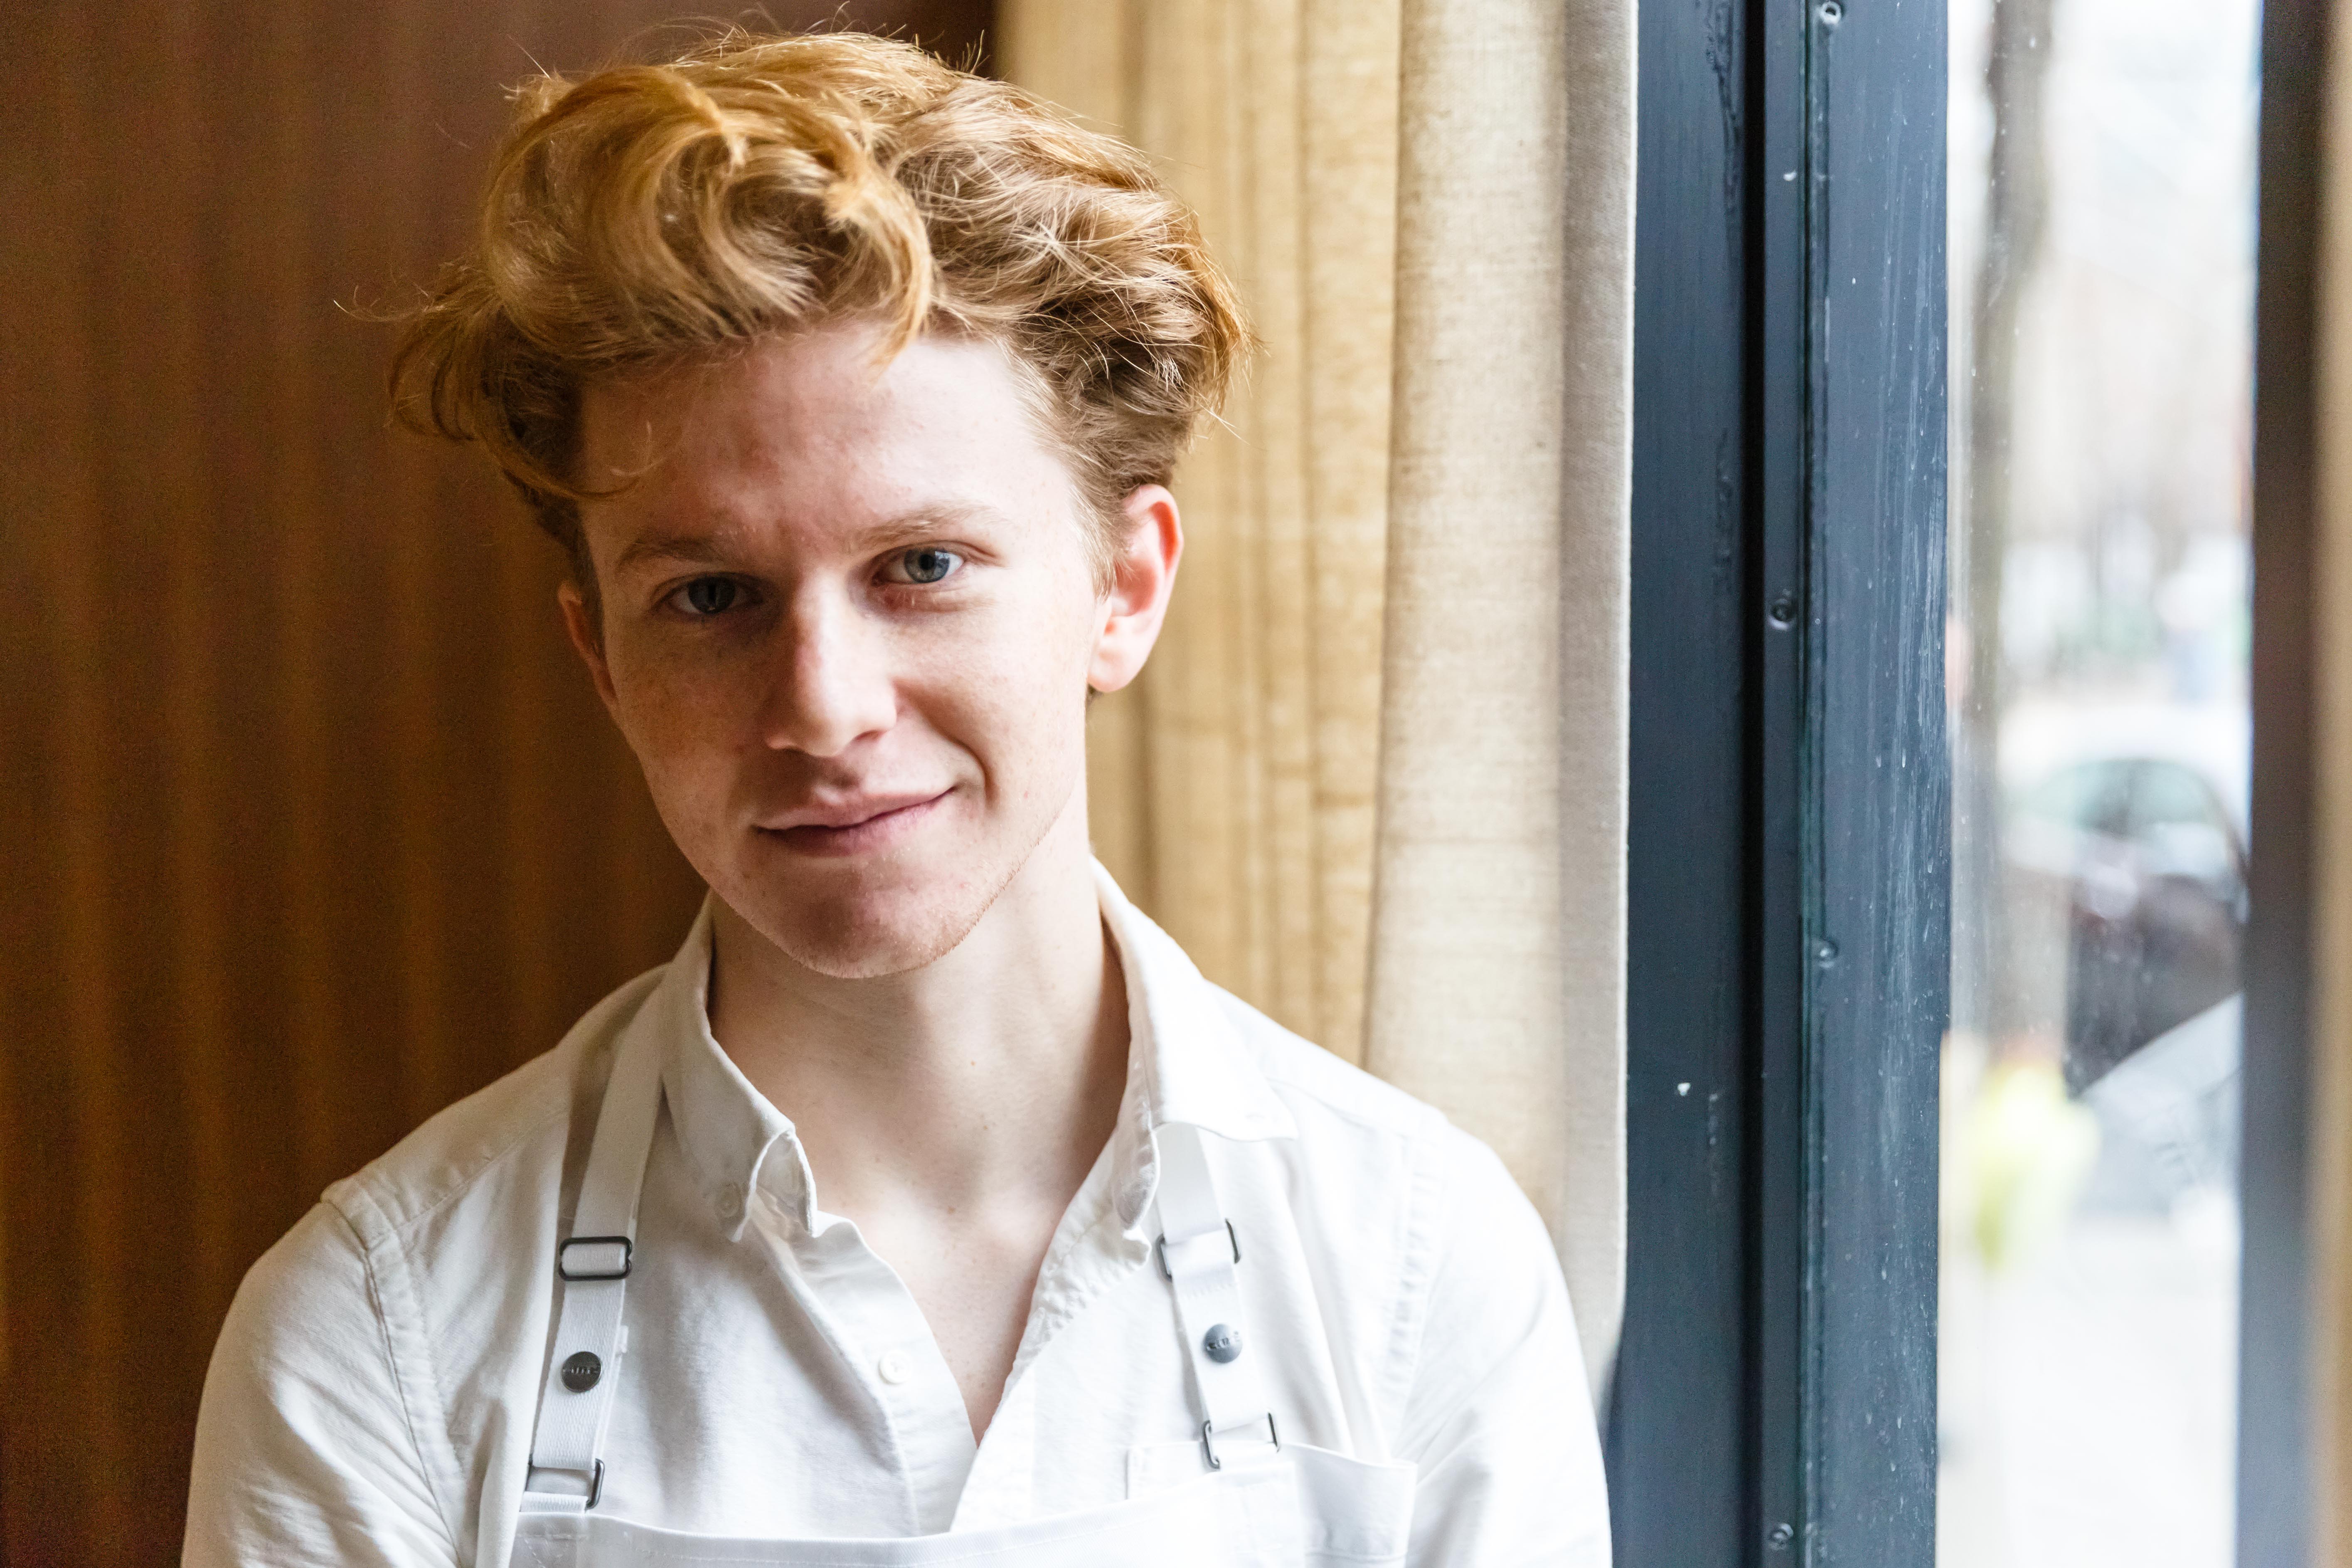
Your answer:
[184,1202,460,1568]
[1395,1132,1613,1568]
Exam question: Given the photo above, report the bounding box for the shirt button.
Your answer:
[877,1351,912,1385]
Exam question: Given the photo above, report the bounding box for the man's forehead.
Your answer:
[577,330,1060,506]
[585,326,1018,438]
[576,362,878,488]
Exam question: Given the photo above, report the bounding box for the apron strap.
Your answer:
[519,1016,1277,1508]
[1151,1122,1278,1470]
[522,1018,667,1509]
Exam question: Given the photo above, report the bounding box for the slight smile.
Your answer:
[754,792,951,857]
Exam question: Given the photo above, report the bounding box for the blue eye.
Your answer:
[895,548,961,585]
[681,578,738,615]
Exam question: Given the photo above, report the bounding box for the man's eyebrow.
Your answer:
[841,501,1015,545]
[611,533,731,576]
[609,503,1017,576]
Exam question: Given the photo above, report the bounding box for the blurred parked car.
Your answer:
[2004,757,2246,1093]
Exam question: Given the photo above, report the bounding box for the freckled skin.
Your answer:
[557,322,1182,1434]
[566,326,1130,979]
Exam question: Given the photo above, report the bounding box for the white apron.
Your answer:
[507,1018,1415,1568]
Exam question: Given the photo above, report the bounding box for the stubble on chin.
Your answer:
[727,857,1020,980]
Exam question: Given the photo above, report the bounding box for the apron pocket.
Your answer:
[1290,1445,1416,1566]
[1126,1440,1415,1566]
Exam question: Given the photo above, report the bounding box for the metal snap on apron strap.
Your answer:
[522,1025,665,1507]
[513,1019,1285,1543]
[1151,1122,1279,1469]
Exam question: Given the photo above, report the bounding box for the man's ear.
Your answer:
[559,581,621,714]
[1089,485,1183,694]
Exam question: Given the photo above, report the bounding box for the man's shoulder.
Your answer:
[196,963,675,1563]
[1204,987,1572,1422]
[1207,984,1552,1260]
[321,964,666,1252]
[1206,983,1451,1144]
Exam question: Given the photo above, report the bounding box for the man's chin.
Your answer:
[733,879,995,981]
[771,925,965,981]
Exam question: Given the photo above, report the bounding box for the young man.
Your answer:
[186,30,1609,1567]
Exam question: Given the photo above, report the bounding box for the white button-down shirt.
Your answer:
[186,871,1611,1565]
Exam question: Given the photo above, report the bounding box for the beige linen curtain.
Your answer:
[998,0,1633,1383]
[999,0,1400,1063]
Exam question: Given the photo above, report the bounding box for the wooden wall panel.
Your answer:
[0,2,991,1559]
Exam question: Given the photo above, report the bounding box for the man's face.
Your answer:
[566,323,1152,978]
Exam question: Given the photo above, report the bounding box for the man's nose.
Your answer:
[758,591,896,758]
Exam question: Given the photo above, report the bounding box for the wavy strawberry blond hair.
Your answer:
[390,29,1249,596]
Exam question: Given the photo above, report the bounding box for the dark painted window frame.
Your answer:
[1614,0,2321,1563]
[2242,1,2322,1564]
[1609,0,1947,1563]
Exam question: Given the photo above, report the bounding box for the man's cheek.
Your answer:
[614,652,744,747]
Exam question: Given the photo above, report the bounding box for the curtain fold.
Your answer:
[1000,0,1632,1383]
[1364,0,1632,1391]
[1001,0,1398,1066]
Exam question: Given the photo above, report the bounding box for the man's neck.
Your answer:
[702,813,1130,1226]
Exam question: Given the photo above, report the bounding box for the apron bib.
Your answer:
[507,1021,1412,1568]
[513,1462,1301,1568]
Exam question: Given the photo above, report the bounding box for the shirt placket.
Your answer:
[948,1140,1153,1531]
[736,1125,977,1536]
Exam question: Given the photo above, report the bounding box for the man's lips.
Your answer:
[752,790,951,854]
[756,790,948,831]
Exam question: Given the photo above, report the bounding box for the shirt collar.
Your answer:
[650,863,1298,1243]
[641,901,808,1241]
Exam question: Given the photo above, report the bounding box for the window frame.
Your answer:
[2240,0,2323,1561]
[1611,0,1948,1562]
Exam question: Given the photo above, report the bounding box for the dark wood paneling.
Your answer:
[0,3,990,1559]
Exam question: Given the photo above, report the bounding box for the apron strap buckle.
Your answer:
[1155,1218,1240,1279]
[1199,1411,1279,1471]
[522,1457,606,1511]
[559,1236,634,1280]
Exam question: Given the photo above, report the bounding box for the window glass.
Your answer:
[1942,0,2255,1561]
